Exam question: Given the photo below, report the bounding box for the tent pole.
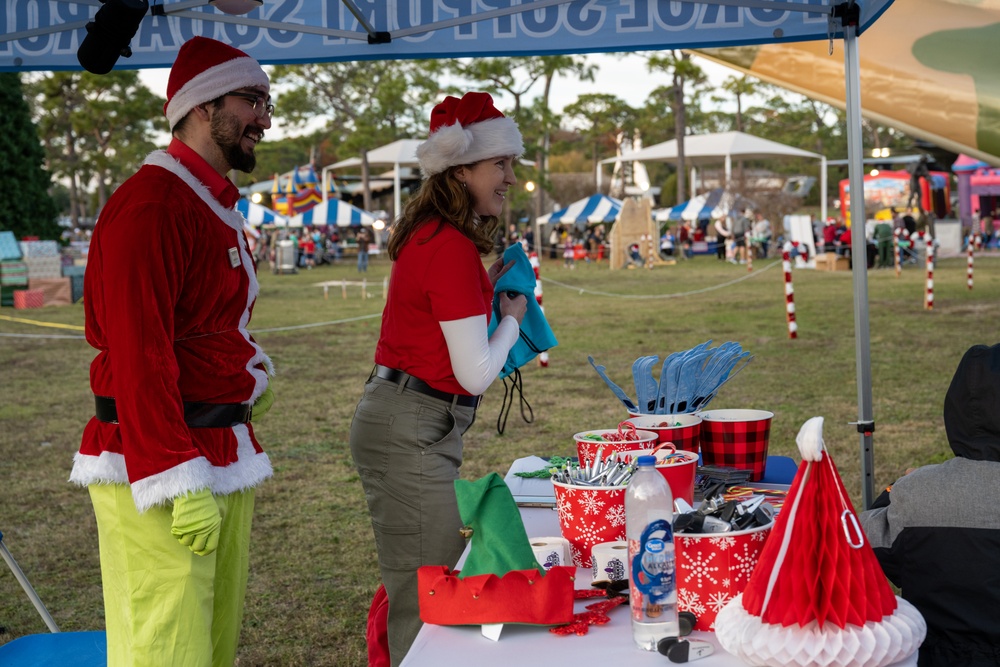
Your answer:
[820,156,828,223]
[843,18,876,509]
[394,162,402,222]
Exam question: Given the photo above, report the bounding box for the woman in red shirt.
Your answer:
[349,92,527,666]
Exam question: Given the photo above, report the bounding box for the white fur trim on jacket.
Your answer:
[165,58,269,130]
[144,150,274,390]
[416,116,524,176]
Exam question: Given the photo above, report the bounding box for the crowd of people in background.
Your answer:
[254,225,373,272]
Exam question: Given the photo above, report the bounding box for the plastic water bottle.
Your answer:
[625,455,678,651]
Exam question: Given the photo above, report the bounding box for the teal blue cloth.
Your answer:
[487,244,558,379]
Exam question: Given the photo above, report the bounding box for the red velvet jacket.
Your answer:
[71,150,273,512]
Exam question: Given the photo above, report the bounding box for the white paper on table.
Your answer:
[503,456,557,506]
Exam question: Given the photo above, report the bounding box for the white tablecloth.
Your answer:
[399,462,920,667]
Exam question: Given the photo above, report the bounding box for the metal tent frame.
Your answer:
[3,0,882,506]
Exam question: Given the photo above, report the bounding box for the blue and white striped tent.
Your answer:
[656,189,754,223]
[236,199,287,226]
[286,199,378,228]
[538,195,623,228]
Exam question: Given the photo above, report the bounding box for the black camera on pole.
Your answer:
[77,0,150,74]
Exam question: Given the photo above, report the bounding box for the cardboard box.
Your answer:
[815,253,850,271]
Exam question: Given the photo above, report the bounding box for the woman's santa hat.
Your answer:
[715,417,925,667]
[164,37,270,131]
[416,92,523,176]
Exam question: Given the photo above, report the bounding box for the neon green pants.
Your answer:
[89,485,255,667]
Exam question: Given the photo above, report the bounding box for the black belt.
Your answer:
[371,365,480,408]
[95,395,252,428]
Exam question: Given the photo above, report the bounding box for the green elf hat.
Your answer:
[417,473,575,627]
[455,473,543,578]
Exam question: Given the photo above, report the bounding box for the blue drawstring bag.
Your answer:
[487,244,558,378]
[487,244,558,433]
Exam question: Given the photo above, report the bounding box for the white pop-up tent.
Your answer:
[1,0,888,506]
[601,131,828,221]
[324,139,423,222]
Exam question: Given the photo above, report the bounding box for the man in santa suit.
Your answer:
[70,37,275,667]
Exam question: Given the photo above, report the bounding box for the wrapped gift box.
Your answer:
[0,231,21,260]
[13,289,44,309]
[29,277,72,306]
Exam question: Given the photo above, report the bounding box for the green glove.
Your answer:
[170,488,222,556]
[251,385,274,422]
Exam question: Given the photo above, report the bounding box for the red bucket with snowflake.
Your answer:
[551,480,627,568]
[626,413,703,454]
[674,520,773,631]
[574,427,658,468]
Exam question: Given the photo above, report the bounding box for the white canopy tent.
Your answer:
[323,139,423,222]
[2,0,887,506]
[601,131,828,222]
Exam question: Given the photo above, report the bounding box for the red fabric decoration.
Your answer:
[428,92,505,135]
[741,452,898,628]
[366,585,390,667]
[417,565,576,626]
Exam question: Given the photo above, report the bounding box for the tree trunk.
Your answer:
[361,148,372,213]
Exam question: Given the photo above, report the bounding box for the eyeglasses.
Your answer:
[225,91,275,119]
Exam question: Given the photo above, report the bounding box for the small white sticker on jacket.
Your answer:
[229,247,240,268]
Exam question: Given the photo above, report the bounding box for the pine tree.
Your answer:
[0,73,59,240]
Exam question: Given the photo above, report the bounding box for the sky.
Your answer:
[138,53,737,140]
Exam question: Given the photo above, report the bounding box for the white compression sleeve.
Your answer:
[439,314,519,395]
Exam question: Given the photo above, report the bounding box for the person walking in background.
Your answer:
[70,37,275,667]
[860,344,1000,667]
[349,91,527,667]
[875,218,894,268]
[713,213,731,261]
[563,226,575,269]
[356,227,371,272]
[548,225,559,259]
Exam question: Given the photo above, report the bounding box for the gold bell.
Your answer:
[458,525,474,539]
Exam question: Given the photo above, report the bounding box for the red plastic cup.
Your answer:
[626,413,703,454]
[615,448,699,505]
[697,409,774,482]
[574,428,658,468]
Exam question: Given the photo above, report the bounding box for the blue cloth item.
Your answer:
[487,244,558,379]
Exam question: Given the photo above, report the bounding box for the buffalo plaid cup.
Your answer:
[697,409,774,481]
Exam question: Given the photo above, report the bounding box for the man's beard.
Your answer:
[211,111,257,174]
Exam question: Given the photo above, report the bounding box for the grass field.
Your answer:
[2,249,998,665]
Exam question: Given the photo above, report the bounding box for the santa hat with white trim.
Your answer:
[164,36,269,131]
[715,417,926,667]
[416,92,524,177]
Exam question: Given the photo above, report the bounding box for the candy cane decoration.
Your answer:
[967,236,975,290]
[746,234,753,272]
[529,251,549,367]
[924,233,934,310]
[893,227,901,277]
[782,242,797,339]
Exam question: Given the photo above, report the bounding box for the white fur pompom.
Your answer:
[795,416,825,462]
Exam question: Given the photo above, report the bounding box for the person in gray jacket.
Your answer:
[860,343,1000,667]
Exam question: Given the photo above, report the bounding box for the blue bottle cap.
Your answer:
[636,455,657,466]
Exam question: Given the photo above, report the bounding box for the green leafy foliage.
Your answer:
[0,74,59,239]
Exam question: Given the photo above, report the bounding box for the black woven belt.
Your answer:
[372,365,480,408]
[94,395,252,428]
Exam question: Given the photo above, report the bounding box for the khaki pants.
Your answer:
[350,376,476,667]
[89,484,254,667]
